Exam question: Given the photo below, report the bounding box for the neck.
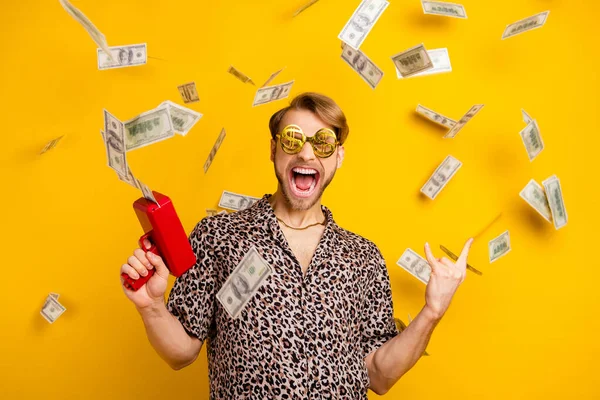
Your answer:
[269,188,325,227]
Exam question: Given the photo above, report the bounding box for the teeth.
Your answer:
[292,167,317,175]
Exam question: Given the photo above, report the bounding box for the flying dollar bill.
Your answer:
[420,155,462,200]
[522,108,533,124]
[97,43,147,70]
[443,104,484,138]
[252,81,294,107]
[103,110,129,177]
[416,104,456,128]
[135,178,158,204]
[391,43,433,78]
[341,43,384,89]
[502,11,550,40]
[489,230,511,263]
[177,82,199,104]
[519,119,544,161]
[519,179,552,222]
[338,0,389,50]
[40,135,65,155]
[228,65,255,85]
[293,0,320,17]
[396,248,431,284]
[396,48,452,79]
[421,1,467,19]
[124,105,175,152]
[101,130,142,190]
[40,294,66,324]
[261,68,286,88]
[542,175,568,230]
[217,246,273,319]
[218,191,261,211]
[204,128,227,173]
[59,0,114,61]
[160,100,203,136]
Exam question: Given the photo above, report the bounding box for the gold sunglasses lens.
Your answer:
[280,126,304,152]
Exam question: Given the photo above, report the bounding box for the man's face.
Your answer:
[270,109,345,211]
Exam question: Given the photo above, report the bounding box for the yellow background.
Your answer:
[1,0,598,398]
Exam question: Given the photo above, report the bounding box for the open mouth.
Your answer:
[289,167,320,198]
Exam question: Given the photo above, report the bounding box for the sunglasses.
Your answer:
[275,124,340,158]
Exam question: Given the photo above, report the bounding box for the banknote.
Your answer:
[124,105,175,151]
[136,178,158,204]
[97,43,147,70]
[293,0,320,17]
[41,295,66,324]
[396,48,451,79]
[519,179,552,222]
[204,128,227,173]
[160,100,203,136]
[218,191,261,211]
[420,155,462,200]
[228,65,255,85]
[177,82,199,104]
[421,1,467,19]
[103,110,129,177]
[217,246,273,319]
[341,43,384,89]
[416,104,456,128]
[50,292,60,300]
[489,230,511,263]
[206,209,218,217]
[502,11,550,40]
[338,0,389,50]
[396,248,431,284]
[261,68,286,88]
[391,44,433,78]
[443,104,484,138]
[519,120,544,161]
[522,108,533,124]
[542,175,568,229]
[252,81,294,107]
[117,166,140,190]
[40,135,65,155]
[59,0,114,61]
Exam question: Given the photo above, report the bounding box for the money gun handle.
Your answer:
[121,232,159,291]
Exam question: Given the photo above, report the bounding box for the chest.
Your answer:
[280,225,325,273]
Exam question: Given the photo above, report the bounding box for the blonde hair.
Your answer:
[269,92,349,145]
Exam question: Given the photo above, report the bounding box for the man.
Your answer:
[120,92,473,399]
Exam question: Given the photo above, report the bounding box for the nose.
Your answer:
[297,140,316,161]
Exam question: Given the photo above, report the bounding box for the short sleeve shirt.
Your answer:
[166,194,398,399]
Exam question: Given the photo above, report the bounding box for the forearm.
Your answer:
[137,301,200,370]
[368,305,440,394]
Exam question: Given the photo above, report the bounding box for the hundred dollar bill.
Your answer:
[502,11,550,40]
[50,292,60,300]
[59,0,114,61]
[338,0,389,50]
[396,248,431,284]
[261,68,286,88]
[397,48,451,79]
[293,0,320,17]
[124,105,175,151]
[420,155,462,200]
[177,82,199,104]
[421,1,467,19]
[252,81,294,107]
[218,190,261,211]
[160,100,203,136]
[416,104,456,128]
[391,43,433,78]
[103,110,129,177]
[206,209,218,217]
[217,246,273,319]
[41,295,66,324]
[135,178,158,204]
[519,120,544,161]
[542,175,568,230]
[341,43,384,89]
[97,43,147,70]
[489,230,511,263]
[40,135,65,155]
[519,179,552,222]
[101,130,141,189]
[443,104,484,138]
[522,108,533,124]
[204,128,227,173]
[228,65,255,85]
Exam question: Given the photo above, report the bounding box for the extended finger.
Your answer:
[457,238,474,265]
[424,243,438,267]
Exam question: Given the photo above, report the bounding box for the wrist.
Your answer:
[136,298,166,317]
[422,304,444,324]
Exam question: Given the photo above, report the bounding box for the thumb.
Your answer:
[147,251,169,278]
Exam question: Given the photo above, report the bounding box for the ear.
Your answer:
[336,145,345,169]
[270,138,276,162]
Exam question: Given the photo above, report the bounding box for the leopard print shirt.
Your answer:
[166,194,398,399]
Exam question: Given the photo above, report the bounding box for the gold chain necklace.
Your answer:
[276,216,326,230]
